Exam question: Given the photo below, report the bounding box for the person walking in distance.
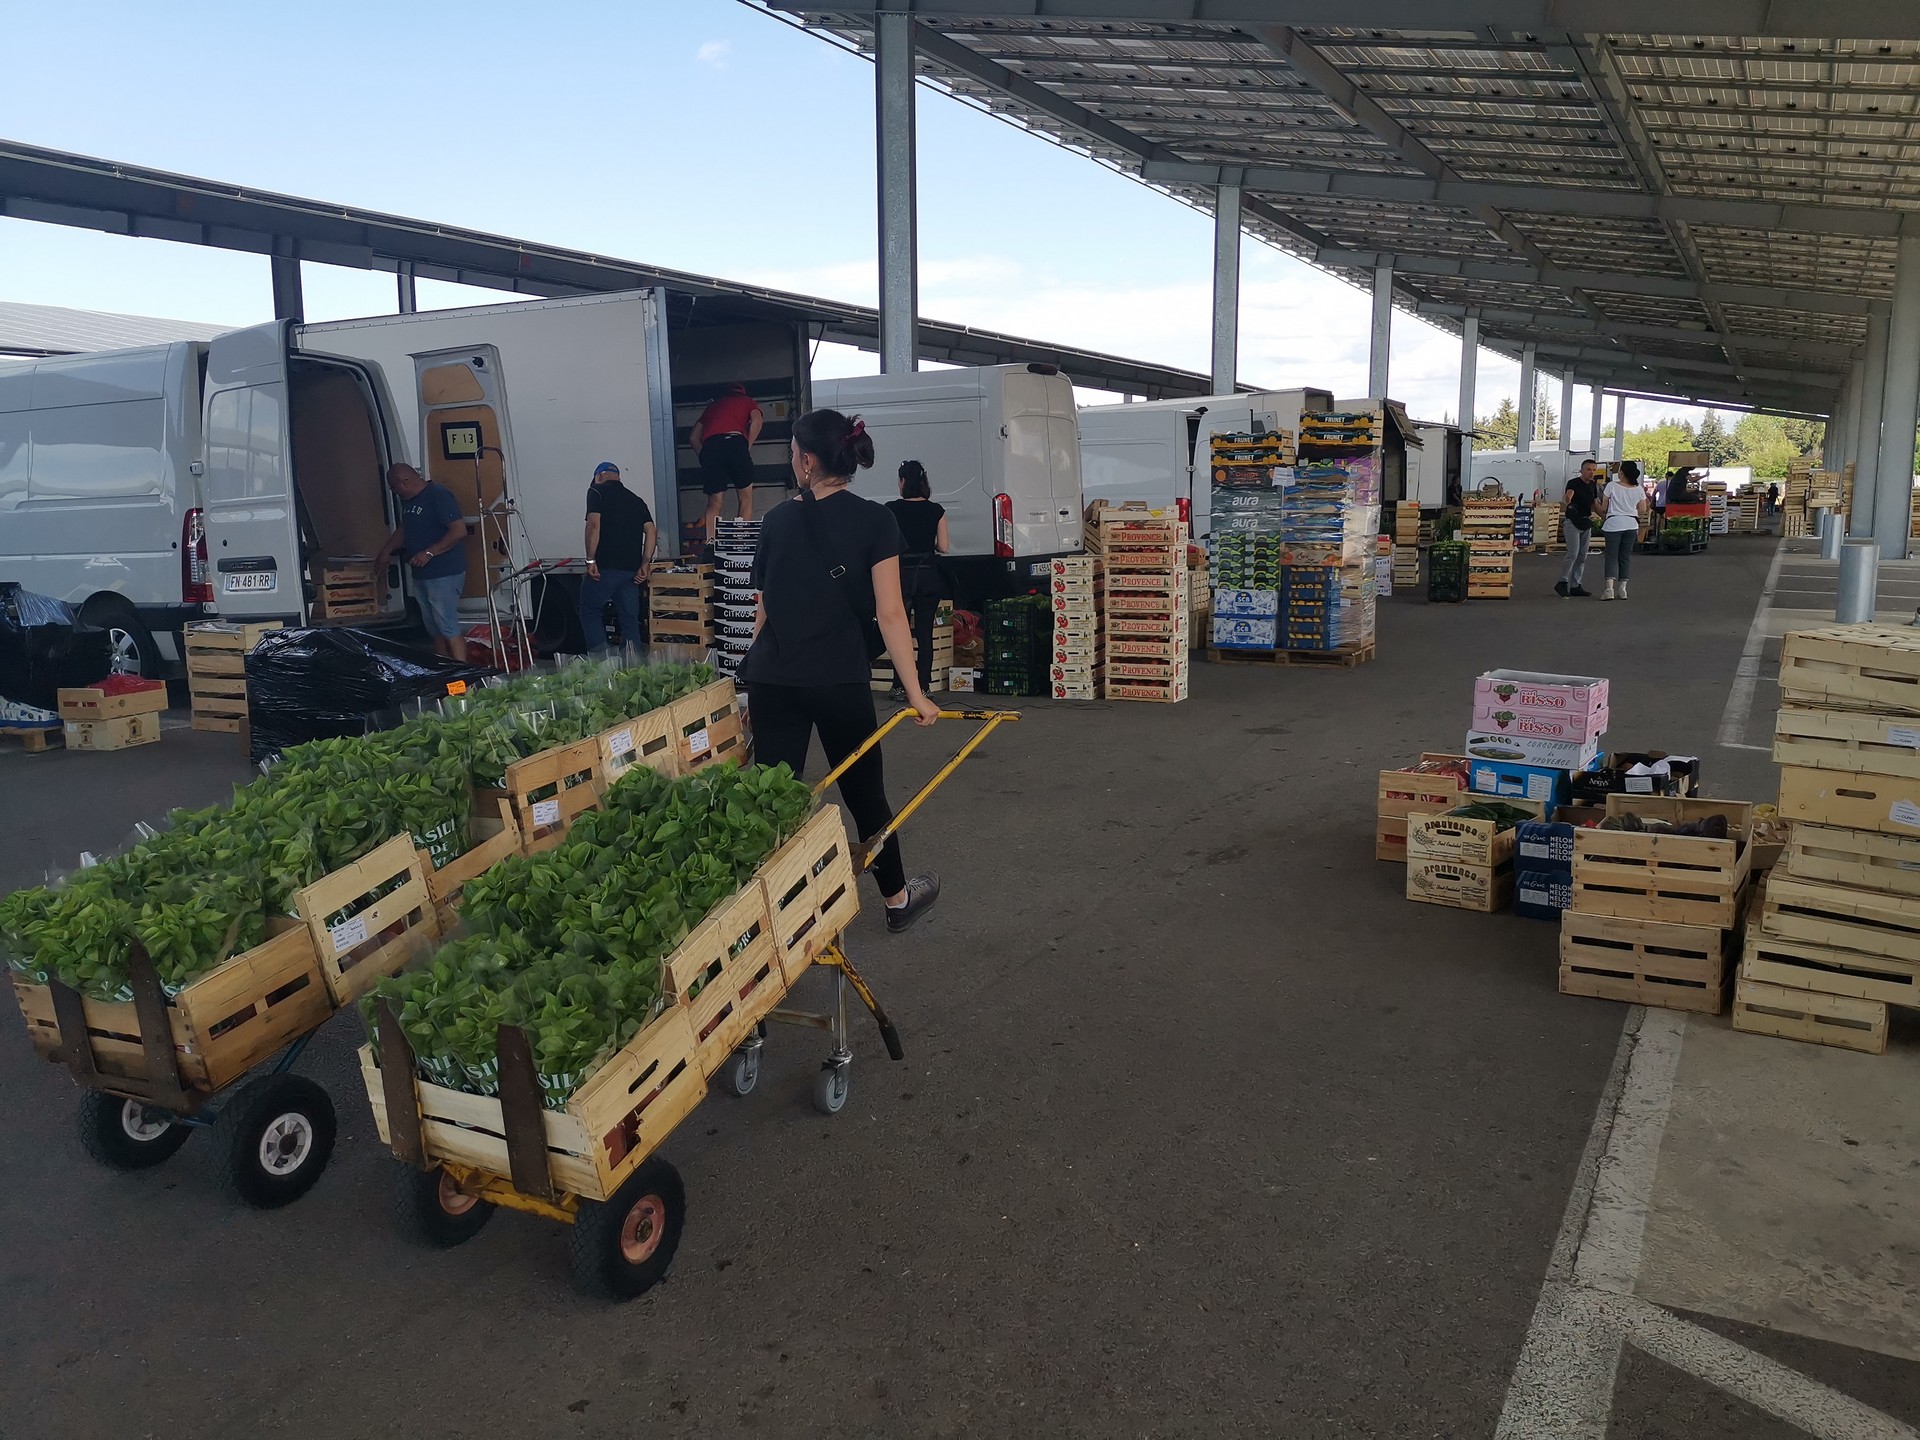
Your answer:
[692,382,764,542]
[578,461,656,652]
[741,408,943,933]
[885,460,951,697]
[375,462,470,660]
[1597,460,1649,600]
[1554,457,1600,598]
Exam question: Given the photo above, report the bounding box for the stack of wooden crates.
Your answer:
[1461,496,1515,599]
[646,561,714,650]
[1089,507,1190,704]
[1375,755,1467,865]
[186,620,281,736]
[1532,501,1564,554]
[871,602,954,694]
[1047,555,1101,700]
[1392,502,1422,589]
[312,558,379,622]
[1754,624,1920,1054]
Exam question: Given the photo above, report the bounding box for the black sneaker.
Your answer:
[1569,585,1592,597]
[885,872,942,934]
[1554,580,1570,597]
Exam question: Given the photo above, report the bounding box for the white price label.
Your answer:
[1889,725,1920,749]
[328,915,368,954]
[687,727,711,757]
[607,727,635,757]
[1892,800,1920,830]
[530,798,562,828]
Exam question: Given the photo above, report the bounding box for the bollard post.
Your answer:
[1837,540,1880,624]
[1821,509,1844,559]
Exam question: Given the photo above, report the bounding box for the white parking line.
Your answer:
[1717,539,1787,750]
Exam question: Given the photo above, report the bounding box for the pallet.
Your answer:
[293,833,442,1006]
[1731,976,1888,1055]
[1784,822,1920,900]
[1760,873,1920,966]
[1777,625,1920,714]
[0,725,62,753]
[1558,911,1732,1015]
[1773,705,1920,781]
[1569,798,1753,929]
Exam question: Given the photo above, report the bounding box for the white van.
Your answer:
[811,364,1082,601]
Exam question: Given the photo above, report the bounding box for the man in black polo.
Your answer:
[578,462,656,652]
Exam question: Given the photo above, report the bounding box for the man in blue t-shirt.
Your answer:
[374,462,470,659]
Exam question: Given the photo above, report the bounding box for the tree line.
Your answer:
[1473,399,1826,479]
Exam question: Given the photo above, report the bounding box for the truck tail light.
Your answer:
[182,508,212,603]
[992,493,1014,559]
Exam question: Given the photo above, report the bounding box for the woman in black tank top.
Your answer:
[885,462,950,696]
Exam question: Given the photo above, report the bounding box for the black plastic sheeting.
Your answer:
[0,583,113,711]
[245,627,496,762]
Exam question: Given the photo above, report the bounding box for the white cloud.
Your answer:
[696,39,731,68]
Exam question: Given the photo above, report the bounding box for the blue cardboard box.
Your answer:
[1469,757,1570,806]
[1514,818,1576,873]
[1514,869,1574,921]
[1212,587,1280,619]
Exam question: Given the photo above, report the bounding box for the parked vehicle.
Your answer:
[1406,422,1463,507]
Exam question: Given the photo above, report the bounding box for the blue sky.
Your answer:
[0,0,1688,440]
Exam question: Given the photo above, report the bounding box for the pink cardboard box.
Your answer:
[1472,670,1608,737]
[1469,705,1609,745]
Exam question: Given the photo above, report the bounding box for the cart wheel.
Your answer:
[77,1093,191,1171]
[213,1074,337,1209]
[395,1164,495,1247]
[569,1157,686,1300]
[812,1061,851,1116]
[722,1042,761,1098]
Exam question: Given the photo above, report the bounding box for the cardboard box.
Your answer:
[1212,616,1277,649]
[1514,817,1577,872]
[1569,752,1701,803]
[1473,670,1609,722]
[64,714,161,751]
[947,667,981,694]
[1406,856,1513,912]
[1212,587,1280,618]
[1470,703,1609,745]
[1469,756,1573,806]
[58,681,168,722]
[1465,730,1602,772]
[1050,681,1098,701]
[1514,870,1575,921]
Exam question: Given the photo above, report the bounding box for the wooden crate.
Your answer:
[664,881,784,1078]
[1558,911,1732,1015]
[1406,856,1513,912]
[1375,816,1409,862]
[1773,705,1920,781]
[11,920,329,1097]
[1778,625,1920,714]
[1406,810,1519,868]
[422,798,522,926]
[1784,821,1920,900]
[598,706,679,788]
[1104,676,1190,703]
[294,833,442,1006]
[314,560,379,620]
[1777,763,1920,837]
[757,806,860,984]
[1377,755,1468,818]
[670,678,745,773]
[1760,873,1920,966]
[1569,797,1753,928]
[485,736,605,855]
[1742,927,1920,1010]
[1732,976,1888,1055]
[57,683,167,722]
[186,621,279,733]
[64,714,160,752]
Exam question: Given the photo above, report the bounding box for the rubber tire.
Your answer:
[77,1092,191,1170]
[722,1045,761,1098]
[568,1158,686,1301]
[394,1164,495,1248]
[79,595,162,680]
[213,1074,337,1209]
[812,1064,851,1117]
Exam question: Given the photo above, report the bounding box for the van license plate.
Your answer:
[223,572,277,593]
[1029,561,1049,578]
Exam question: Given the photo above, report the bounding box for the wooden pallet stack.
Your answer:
[1705,481,1731,535]
[1558,796,1755,1015]
[871,602,954,694]
[313,558,379,622]
[1909,486,1920,542]
[1461,496,1515,598]
[1090,508,1189,703]
[1392,502,1422,587]
[646,561,714,649]
[1047,555,1102,700]
[1755,624,1920,1054]
[1782,462,1812,538]
[1532,501,1564,553]
[186,620,281,735]
[1734,487,1764,533]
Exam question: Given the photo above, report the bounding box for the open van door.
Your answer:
[202,323,302,621]
[413,346,517,606]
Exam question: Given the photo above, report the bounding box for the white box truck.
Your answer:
[1078,388,1333,535]
[811,364,1083,602]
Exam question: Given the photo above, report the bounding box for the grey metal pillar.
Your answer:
[1827,360,1856,476]
[397,262,418,315]
[269,248,303,324]
[1516,343,1537,455]
[1613,393,1627,463]
[1457,311,1479,493]
[1369,259,1394,398]
[875,10,918,374]
[1589,385,1605,456]
[1853,305,1890,537]
[1557,371,1574,454]
[1837,540,1880,624]
[1875,236,1920,560]
[1211,183,1242,396]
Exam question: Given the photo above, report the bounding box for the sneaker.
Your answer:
[887,685,908,703]
[1569,585,1592,597]
[884,872,942,934]
[1554,580,1570,597]
[1618,581,1630,599]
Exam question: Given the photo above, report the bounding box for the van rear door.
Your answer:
[999,368,1081,558]
[202,323,302,620]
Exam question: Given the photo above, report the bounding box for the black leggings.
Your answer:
[748,681,905,897]
[904,560,943,692]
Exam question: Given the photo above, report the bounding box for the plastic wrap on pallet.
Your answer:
[0,582,115,711]
[246,628,497,761]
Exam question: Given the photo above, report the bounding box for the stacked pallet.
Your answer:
[1734,487,1764,533]
[186,620,280,735]
[1092,508,1189,702]
[1781,462,1812,538]
[1375,754,1467,863]
[1705,482,1730,536]
[1755,625,1920,1053]
[871,603,954,694]
[710,520,758,679]
[646,561,714,650]
[1533,501,1564,553]
[1208,428,1295,483]
[1048,555,1101,699]
[1299,411,1382,450]
[1909,486,1920,542]
[1461,496,1515,599]
[313,558,379,622]
[1392,502,1422,588]
[1559,796,1754,1015]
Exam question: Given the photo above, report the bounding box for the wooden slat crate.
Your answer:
[664,881,784,1078]
[597,706,679,787]
[1742,927,1920,1010]
[1776,764,1920,837]
[294,833,442,1005]
[11,920,329,1096]
[757,806,860,984]
[484,736,605,855]
[421,799,523,927]
[1569,797,1753,928]
[670,679,745,773]
[314,559,379,621]
[1104,675,1190,703]
[1732,976,1888,1055]
[185,620,280,734]
[1760,873,1920,966]
[1777,625,1920,714]
[1558,911,1733,1015]
[1773,705,1920,781]
[1784,822,1920,900]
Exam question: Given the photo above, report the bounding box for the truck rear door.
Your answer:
[202,323,302,620]
[1000,368,1081,559]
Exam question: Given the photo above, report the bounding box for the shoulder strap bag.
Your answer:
[798,490,887,661]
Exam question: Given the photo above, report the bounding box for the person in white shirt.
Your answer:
[1597,460,1648,600]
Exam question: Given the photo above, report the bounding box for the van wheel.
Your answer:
[81,597,161,679]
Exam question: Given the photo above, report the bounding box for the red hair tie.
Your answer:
[849,419,866,440]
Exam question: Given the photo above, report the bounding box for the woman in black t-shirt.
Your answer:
[740,409,942,934]
[885,460,951,697]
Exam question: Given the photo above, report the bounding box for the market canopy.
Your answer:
[775,3,1920,417]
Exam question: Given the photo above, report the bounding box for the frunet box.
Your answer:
[1465,729,1602,772]
[1048,556,1097,579]
[1469,703,1609,745]
[1406,856,1513,913]
[1473,670,1608,722]
[1213,587,1280,618]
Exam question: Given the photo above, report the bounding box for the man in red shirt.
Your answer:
[691,382,765,540]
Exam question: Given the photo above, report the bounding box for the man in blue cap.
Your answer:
[579,461,656,652]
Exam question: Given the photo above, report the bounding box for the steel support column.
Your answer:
[1613,394,1626,464]
[269,246,303,324]
[1211,183,1242,396]
[397,261,418,314]
[1558,371,1574,454]
[1853,307,1891,538]
[1368,259,1393,398]
[1589,385,1604,455]
[875,10,918,374]
[1516,343,1537,455]
[1874,237,1920,559]
[1457,310,1479,492]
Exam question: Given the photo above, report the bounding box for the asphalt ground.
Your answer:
[2,534,1915,1438]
